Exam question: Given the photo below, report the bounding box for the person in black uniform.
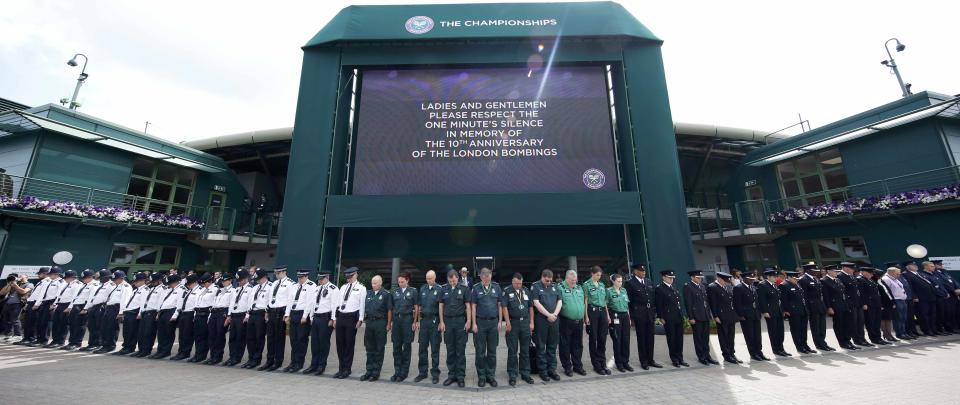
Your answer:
[390,271,418,382]
[733,271,767,361]
[439,269,471,388]
[757,268,790,356]
[780,270,815,354]
[839,262,871,347]
[683,270,716,365]
[654,270,687,367]
[822,265,856,350]
[903,261,936,336]
[708,272,740,364]
[625,264,661,369]
[899,261,920,338]
[800,264,833,351]
[242,269,270,369]
[858,266,888,345]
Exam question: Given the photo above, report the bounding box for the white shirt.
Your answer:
[230,283,254,315]
[39,277,65,302]
[337,282,367,319]
[55,280,83,304]
[248,281,270,311]
[158,285,182,310]
[27,277,50,302]
[123,285,149,312]
[89,280,116,306]
[106,282,129,306]
[141,285,164,311]
[882,275,907,300]
[179,285,202,313]
[69,280,99,308]
[313,282,341,320]
[285,281,317,320]
[267,277,295,309]
[213,286,234,309]
[197,285,218,309]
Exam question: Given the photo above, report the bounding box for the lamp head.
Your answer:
[895,43,906,52]
[67,58,78,67]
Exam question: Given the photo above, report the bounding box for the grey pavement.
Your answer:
[2,319,959,404]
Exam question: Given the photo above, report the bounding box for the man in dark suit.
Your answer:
[707,272,740,364]
[919,261,946,335]
[903,261,935,335]
[822,265,856,350]
[654,270,687,367]
[684,270,716,365]
[733,272,766,361]
[780,270,815,354]
[799,264,832,351]
[757,268,789,357]
[838,262,871,346]
[626,264,660,369]
[858,266,888,345]
[899,261,920,337]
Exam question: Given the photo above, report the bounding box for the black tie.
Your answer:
[162,287,176,305]
[316,285,325,304]
[272,279,282,298]
[57,282,73,300]
[235,287,245,304]
[252,284,264,310]
[76,283,88,301]
[144,286,157,305]
[126,289,138,307]
[294,284,303,301]
[181,288,191,311]
[341,283,353,310]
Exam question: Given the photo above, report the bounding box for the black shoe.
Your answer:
[488,378,498,387]
[679,361,690,367]
[368,374,379,382]
[750,355,762,362]
[303,366,318,374]
[735,357,744,364]
[42,342,60,348]
[595,368,606,375]
[805,347,818,353]
[874,340,891,346]
[698,359,709,365]
[257,363,273,371]
[414,374,427,382]
[130,352,147,358]
[617,365,627,372]
[396,374,406,382]
[540,373,550,382]
[672,361,680,367]
[509,378,517,386]
[113,350,132,356]
[478,378,486,387]
[78,346,97,352]
[457,380,464,388]
[389,375,398,382]
[640,364,649,370]
[93,348,114,354]
[314,367,326,376]
[548,371,560,381]
[759,355,771,361]
[623,364,635,371]
[443,377,455,386]
[573,368,587,376]
[724,357,738,364]
[333,371,345,379]
[521,375,534,384]
[360,374,371,381]
[267,363,282,371]
[563,368,573,377]
[823,346,837,351]
[603,368,612,375]
[432,376,439,384]
[649,362,663,368]
[706,358,720,365]
[287,365,303,373]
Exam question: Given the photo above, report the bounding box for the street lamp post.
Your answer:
[880,38,911,98]
[66,53,89,110]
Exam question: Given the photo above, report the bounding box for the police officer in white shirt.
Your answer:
[242,269,271,369]
[149,274,183,359]
[189,273,218,363]
[80,270,114,351]
[96,271,131,354]
[170,274,201,361]
[261,265,294,372]
[304,271,340,375]
[16,267,49,346]
[206,273,235,365]
[334,267,367,379]
[46,270,80,348]
[62,270,97,350]
[30,267,65,347]
[131,272,164,357]
[224,271,254,367]
[115,273,148,355]
[284,269,317,373]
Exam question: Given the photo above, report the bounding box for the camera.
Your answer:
[6,275,15,282]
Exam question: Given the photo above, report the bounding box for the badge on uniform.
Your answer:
[378,295,382,300]
[613,318,620,325]
[406,292,410,297]
[458,289,462,296]
[433,291,437,296]
[509,293,515,298]
[519,304,524,310]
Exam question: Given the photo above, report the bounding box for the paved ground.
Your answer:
[3,320,959,404]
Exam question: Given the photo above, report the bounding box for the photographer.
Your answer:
[1,273,33,342]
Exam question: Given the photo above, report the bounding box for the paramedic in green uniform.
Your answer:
[439,269,471,388]
[470,267,502,387]
[414,269,442,384]
[502,272,535,386]
[607,273,633,372]
[557,269,586,376]
[390,271,417,382]
[532,268,562,382]
[583,265,610,375]
[361,275,392,382]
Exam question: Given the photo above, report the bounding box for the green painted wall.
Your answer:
[29,132,133,193]
[840,120,952,193]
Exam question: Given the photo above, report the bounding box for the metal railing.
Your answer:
[201,206,281,244]
[688,199,770,239]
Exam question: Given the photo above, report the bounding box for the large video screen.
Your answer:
[351,66,618,195]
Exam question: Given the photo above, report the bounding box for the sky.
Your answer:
[1,0,957,143]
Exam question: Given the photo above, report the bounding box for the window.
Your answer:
[125,158,196,215]
[776,148,849,207]
[794,236,869,267]
[742,243,779,274]
[195,249,231,273]
[109,243,181,274]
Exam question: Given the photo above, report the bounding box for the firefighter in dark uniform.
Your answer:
[439,269,471,388]
[414,269,442,384]
[757,268,789,356]
[502,272,535,386]
[780,270,815,354]
[390,271,418,382]
[800,264,832,351]
[822,265,856,349]
[733,271,767,361]
[858,266,888,345]
[707,272,740,363]
[361,275,392,382]
[654,270,687,367]
[625,264,661,369]
[683,270,716,365]
[839,262,871,347]
[470,267,502,387]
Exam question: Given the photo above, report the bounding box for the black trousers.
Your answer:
[865,306,882,342]
[833,309,850,345]
[586,305,608,370]
[137,310,158,355]
[609,311,631,367]
[335,310,360,373]
[309,312,333,368]
[35,300,54,343]
[632,315,655,365]
[787,313,809,350]
[50,302,70,344]
[848,305,866,342]
[765,316,785,352]
[1,302,21,336]
[121,310,140,351]
[22,302,38,341]
[935,297,948,332]
[155,308,177,355]
[664,319,684,362]
[85,304,104,347]
[946,297,959,331]
[906,299,919,335]
[716,319,736,358]
[288,310,310,366]
[67,305,87,345]
[691,318,711,361]
[208,309,228,360]
[192,310,210,360]
[175,311,195,357]
[558,317,584,371]
[265,308,286,365]
[809,311,828,348]
[228,313,247,362]
[740,318,762,356]
[245,310,266,364]
[917,300,936,335]
[99,304,121,349]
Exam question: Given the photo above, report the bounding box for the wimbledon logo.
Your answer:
[405,16,435,35]
[583,168,606,190]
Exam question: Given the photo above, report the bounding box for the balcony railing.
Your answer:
[201,206,281,244]
[688,200,771,239]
